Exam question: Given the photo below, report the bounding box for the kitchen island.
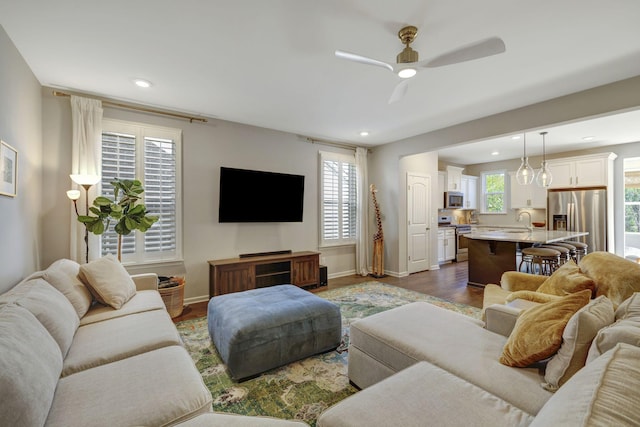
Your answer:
[465,229,589,287]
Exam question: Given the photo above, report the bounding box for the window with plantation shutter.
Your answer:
[100,119,182,263]
[320,151,357,246]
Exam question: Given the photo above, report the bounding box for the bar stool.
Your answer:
[563,241,588,262]
[546,242,577,262]
[540,244,572,266]
[519,247,561,275]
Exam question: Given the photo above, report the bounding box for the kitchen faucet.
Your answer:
[518,211,533,232]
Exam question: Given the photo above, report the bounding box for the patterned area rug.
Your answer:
[176,281,481,426]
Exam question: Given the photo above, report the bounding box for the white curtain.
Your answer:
[355,147,369,276]
[70,96,103,263]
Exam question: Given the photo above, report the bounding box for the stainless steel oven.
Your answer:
[455,225,471,262]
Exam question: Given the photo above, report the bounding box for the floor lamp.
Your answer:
[68,174,101,263]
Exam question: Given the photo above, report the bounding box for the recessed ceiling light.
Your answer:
[582,136,595,141]
[359,131,369,137]
[491,151,500,156]
[133,78,152,88]
[511,135,521,140]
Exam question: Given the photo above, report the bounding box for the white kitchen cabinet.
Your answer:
[437,171,446,209]
[547,153,616,189]
[446,166,464,191]
[461,175,477,209]
[509,171,547,209]
[444,228,455,261]
[438,228,455,262]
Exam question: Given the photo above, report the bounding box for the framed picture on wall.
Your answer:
[0,140,18,197]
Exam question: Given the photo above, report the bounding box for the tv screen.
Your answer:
[218,167,305,222]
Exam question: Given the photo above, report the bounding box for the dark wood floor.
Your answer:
[173,261,482,323]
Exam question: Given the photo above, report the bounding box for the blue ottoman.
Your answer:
[207,284,342,381]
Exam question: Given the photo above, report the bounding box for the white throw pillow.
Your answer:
[543,296,614,391]
[614,292,640,320]
[531,343,640,427]
[79,255,136,310]
[42,258,93,318]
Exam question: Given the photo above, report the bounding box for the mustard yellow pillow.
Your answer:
[500,290,592,367]
[506,291,561,304]
[536,261,595,296]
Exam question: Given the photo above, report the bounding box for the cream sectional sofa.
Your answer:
[318,255,640,426]
[0,257,309,427]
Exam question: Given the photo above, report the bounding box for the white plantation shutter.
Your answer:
[320,151,357,246]
[143,137,177,254]
[100,119,182,263]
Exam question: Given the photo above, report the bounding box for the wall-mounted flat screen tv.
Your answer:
[218,167,305,222]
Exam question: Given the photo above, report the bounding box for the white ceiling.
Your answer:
[2,0,640,162]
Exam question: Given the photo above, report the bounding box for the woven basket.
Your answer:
[159,278,185,318]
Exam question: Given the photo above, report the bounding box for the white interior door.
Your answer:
[407,173,431,274]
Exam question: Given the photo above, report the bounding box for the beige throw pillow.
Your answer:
[530,343,640,427]
[614,292,640,320]
[79,255,136,309]
[536,260,595,296]
[42,258,93,318]
[543,296,614,391]
[500,290,591,367]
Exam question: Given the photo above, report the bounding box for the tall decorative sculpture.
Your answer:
[370,184,385,277]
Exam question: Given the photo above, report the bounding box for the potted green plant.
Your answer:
[78,178,159,261]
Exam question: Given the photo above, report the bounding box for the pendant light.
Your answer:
[516,133,534,185]
[536,131,553,187]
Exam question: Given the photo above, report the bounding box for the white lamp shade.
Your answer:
[70,174,101,186]
[66,190,81,200]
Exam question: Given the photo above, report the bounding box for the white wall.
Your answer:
[0,26,43,293]
[40,91,357,301]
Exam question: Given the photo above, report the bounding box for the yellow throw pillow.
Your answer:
[500,289,592,367]
[536,261,595,296]
[506,291,561,304]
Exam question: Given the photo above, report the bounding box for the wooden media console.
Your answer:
[208,251,320,297]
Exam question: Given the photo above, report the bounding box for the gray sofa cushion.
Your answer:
[63,309,183,376]
[349,302,552,415]
[318,361,534,427]
[47,345,213,427]
[42,258,93,318]
[0,304,63,427]
[79,289,165,325]
[531,343,640,426]
[0,278,79,356]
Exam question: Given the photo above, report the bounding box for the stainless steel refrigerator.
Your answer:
[547,187,608,252]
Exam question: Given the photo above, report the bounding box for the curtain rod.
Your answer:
[52,91,208,123]
[306,137,369,152]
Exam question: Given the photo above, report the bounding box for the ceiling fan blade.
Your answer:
[388,80,409,104]
[423,37,506,68]
[335,50,394,73]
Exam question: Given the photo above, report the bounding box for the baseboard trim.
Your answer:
[184,295,209,305]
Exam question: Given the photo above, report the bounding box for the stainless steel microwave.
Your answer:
[444,191,464,209]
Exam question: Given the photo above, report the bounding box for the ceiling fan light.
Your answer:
[398,68,417,79]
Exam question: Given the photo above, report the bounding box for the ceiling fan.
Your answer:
[335,26,506,104]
